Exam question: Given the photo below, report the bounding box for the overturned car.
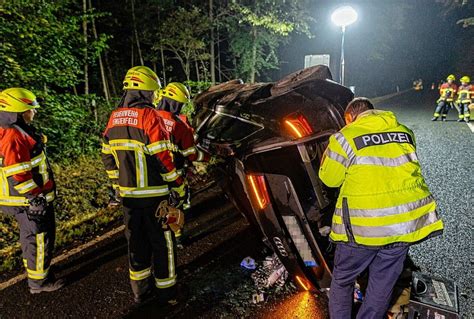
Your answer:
[192,66,353,291]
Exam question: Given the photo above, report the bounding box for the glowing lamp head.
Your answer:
[331,6,358,28]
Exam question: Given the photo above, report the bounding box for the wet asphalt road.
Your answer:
[0,90,472,319]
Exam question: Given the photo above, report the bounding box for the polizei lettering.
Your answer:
[112,110,139,126]
[353,132,414,150]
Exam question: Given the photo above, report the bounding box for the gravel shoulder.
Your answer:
[376,90,473,318]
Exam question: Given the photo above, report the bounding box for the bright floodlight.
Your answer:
[331,6,358,27]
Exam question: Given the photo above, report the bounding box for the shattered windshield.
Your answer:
[204,112,263,143]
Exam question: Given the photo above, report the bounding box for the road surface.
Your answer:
[0,90,472,318]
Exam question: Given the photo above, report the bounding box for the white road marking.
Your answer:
[467,121,474,133]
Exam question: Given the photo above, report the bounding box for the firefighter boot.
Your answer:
[29,278,64,294]
[133,287,155,304]
[431,117,438,121]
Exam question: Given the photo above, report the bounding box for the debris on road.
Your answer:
[251,254,289,292]
[240,256,257,270]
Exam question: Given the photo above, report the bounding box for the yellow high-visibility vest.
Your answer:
[319,110,443,247]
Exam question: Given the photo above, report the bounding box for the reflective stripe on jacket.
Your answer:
[437,83,457,102]
[318,110,443,247]
[0,124,55,207]
[156,110,209,168]
[456,85,473,104]
[102,106,184,200]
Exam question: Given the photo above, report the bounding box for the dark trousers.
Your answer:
[329,243,408,319]
[434,100,454,118]
[458,103,470,119]
[1,205,55,288]
[123,201,177,297]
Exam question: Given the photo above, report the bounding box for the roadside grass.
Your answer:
[0,156,121,273]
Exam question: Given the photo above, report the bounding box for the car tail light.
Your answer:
[247,174,270,210]
[284,114,313,139]
[296,276,310,291]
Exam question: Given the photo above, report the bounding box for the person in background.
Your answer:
[455,76,472,123]
[432,74,457,121]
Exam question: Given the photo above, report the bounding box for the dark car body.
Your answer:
[192,66,354,291]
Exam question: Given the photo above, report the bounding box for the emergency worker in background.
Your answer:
[455,76,472,123]
[102,66,186,304]
[155,82,210,243]
[0,88,63,294]
[319,98,444,319]
[432,74,457,121]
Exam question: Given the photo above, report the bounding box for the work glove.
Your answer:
[169,186,189,209]
[155,200,185,233]
[209,156,225,166]
[28,194,48,217]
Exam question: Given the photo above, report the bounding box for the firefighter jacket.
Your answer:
[102,101,185,204]
[0,116,55,207]
[456,84,473,104]
[319,110,443,247]
[156,110,209,169]
[437,83,457,102]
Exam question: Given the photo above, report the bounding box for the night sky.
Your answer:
[276,0,473,97]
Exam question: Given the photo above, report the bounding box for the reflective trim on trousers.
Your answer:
[129,267,152,281]
[165,231,175,278]
[334,195,435,218]
[26,267,49,280]
[36,232,45,272]
[155,275,177,289]
[332,210,440,238]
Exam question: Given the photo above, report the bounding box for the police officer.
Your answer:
[102,67,186,304]
[319,98,444,319]
[0,88,63,293]
[432,74,457,121]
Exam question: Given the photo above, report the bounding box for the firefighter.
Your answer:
[455,76,472,122]
[0,88,64,293]
[432,74,457,121]
[101,66,187,304]
[155,82,210,243]
[319,98,444,319]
